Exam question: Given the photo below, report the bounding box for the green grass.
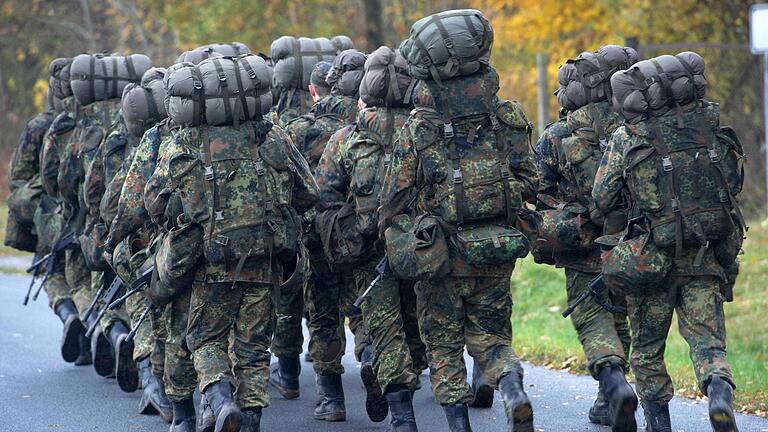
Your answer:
[511,220,768,416]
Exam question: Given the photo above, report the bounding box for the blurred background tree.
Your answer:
[0,0,764,215]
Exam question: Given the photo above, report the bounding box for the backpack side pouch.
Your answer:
[384,214,452,281]
[455,224,529,267]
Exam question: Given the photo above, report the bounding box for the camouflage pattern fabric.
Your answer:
[415,275,523,405]
[626,275,733,403]
[565,269,630,377]
[186,281,275,409]
[355,256,427,392]
[304,252,363,375]
[127,291,155,362]
[163,285,197,402]
[67,248,93,315]
[284,94,358,170]
[534,116,572,203]
[10,111,54,183]
[40,97,79,198]
[42,267,72,310]
[270,284,304,360]
[275,89,314,126]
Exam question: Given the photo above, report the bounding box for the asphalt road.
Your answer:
[1,273,767,432]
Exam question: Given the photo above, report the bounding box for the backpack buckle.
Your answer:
[708,149,720,163]
[499,165,510,179]
[670,198,680,213]
[383,153,392,167]
[255,161,265,176]
[718,188,729,203]
[267,220,279,233]
[215,211,224,221]
[205,166,214,180]
[248,70,257,79]
[218,72,227,82]
[444,38,454,49]
[215,235,229,246]
[443,123,454,138]
[193,80,203,90]
[662,157,673,172]
[453,169,463,184]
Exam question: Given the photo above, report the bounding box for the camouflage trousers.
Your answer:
[271,277,304,360]
[186,281,275,409]
[162,286,197,402]
[96,272,130,336]
[416,275,523,406]
[66,248,92,315]
[42,266,72,310]
[305,250,366,376]
[565,269,630,378]
[126,285,158,364]
[355,257,426,393]
[626,275,733,403]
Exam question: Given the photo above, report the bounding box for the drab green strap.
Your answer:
[88,56,96,103]
[292,38,303,89]
[212,59,233,125]
[232,58,250,122]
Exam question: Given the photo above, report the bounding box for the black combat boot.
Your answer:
[107,321,139,392]
[589,388,610,425]
[361,344,389,422]
[499,372,534,432]
[469,358,494,408]
[91,324,115,377]
[169,397,196,432]
[240,407,262,432]
[598,363,638,432]
[55,299,84,363]
[197,393,216,432]
[203,379,241,432]
[642,400,671,432]
[385,387,418,432]
[314,374,346,421]
[269,356,300,399]
[707,376,739,432]
[137,358,173,423]
[443,404,472,432]
[74,333,93,366]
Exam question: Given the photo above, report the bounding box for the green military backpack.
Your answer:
[169,121,301,276]
[408,68,534,266]
[621,100,745,262]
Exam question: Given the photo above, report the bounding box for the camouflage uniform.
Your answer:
[162,121,319,409]
[39,98,79,309]
[592,105,734,404]
[379,87,538,405]
[275,89,314,127]
[534,102,630,377]
[139,121,199,401]
[315,106,427,391]
[282,94,362,374]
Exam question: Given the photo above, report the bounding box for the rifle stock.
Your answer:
[354,256,388,308]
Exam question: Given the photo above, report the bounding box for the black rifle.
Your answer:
[108,266,153,311]
[126,302,157,344]
[354,256,388,308]
[82,271,115,323]
[25,231,77,304]
[562,274,627,318]
[86,275,125,337]
[23,253,41,306]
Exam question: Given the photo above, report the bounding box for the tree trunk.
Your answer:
[361,0,384,51]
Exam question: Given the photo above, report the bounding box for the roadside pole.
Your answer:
[751,3,768,216]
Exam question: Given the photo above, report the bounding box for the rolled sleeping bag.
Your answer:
[555,45,639,111]
[70,53,152,106]
[197,42,251,57]
[165,55,273,126]
[270,36,337,90]
[360,46,414,108]
[399,9,493,81]
[49,58,73,99]
[122,67,168,138]
[331,35,355,53]
[176,49,222,65]
[610,51,706,123]
[326,49,367,97]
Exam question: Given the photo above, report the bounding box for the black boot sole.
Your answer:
[61,316,84,363]
[269,370,300,399]
[709,403,739,432]
[313,409,347,422]
[137,385,174,423]
[116,337,139,393]
[588,409,611,426]
[361,363,389,422]
[511,401,534,432]
[215,408,242,432]
[93,329,115,377]
[610,389,638,432]
[470,383,495,408]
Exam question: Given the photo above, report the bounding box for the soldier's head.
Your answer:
[309,61,332,102]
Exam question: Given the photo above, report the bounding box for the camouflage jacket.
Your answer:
[106,119,176,251]
[155,120,319,283]
[593,121,724,276]
[40,97,80,198]
[534,118,572,201]
[380,100,538,277]
[276,89,314,126]
[10,111,54,184]
[285,95,358,171]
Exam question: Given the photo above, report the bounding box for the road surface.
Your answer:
[1,273,766,431]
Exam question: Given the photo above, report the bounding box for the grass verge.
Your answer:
[511,219,768,416]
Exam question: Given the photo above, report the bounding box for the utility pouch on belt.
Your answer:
[384,214,452,281]
[455,224,529,267]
